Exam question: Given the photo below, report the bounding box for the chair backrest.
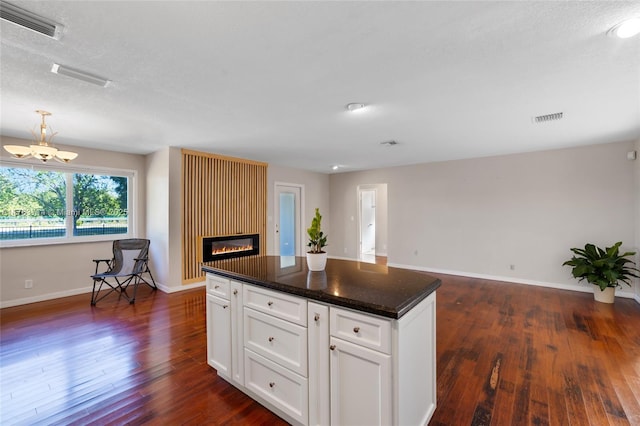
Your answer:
[110,239,150,276]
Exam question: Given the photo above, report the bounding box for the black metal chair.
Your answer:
[91,238,157,305]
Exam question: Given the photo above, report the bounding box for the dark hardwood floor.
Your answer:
[1,271,639,425]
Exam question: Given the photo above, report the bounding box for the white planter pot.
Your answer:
[593,285,615,303]
[306,252,327,271]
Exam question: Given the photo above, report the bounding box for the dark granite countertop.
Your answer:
[202,256,441,319]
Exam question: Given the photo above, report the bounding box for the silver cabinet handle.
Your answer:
[269,382,275,388]
[329,345,336,351]
[268,301,273,306]
[268,337,274,342]
[223,305,228,309]
[233,289,238,295]
[214,285,220,289]
[314,314,320,322]
[353,327,360,333]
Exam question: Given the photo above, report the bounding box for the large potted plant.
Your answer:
[306,208,328,271]
[562,241,639,303]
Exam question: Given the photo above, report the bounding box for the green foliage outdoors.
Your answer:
[0,167,127,232]
[307,207,327,253]
[562,242,639,291]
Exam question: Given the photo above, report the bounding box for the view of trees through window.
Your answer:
[0,166,129,241]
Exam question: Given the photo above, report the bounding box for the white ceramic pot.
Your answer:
[593,285,615,303]
[306,252,327,271]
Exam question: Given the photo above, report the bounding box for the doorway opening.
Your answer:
[274,183,303,266]
[358,184,387,264]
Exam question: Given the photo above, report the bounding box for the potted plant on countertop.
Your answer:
[563,241,639,303]
[306,208,328,271]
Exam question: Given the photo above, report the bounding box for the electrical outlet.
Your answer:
[25,279,33,289]
[509,264,515,271]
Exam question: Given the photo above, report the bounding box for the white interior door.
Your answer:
[275,184,302,259]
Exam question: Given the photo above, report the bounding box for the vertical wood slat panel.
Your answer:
[181,149,267,284]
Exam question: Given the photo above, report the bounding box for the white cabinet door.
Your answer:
[230,280,244,385]
[308,302,330,426]
[206,293,231,379]
[329,337,391,426]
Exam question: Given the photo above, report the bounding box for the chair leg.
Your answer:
[90,279,119,305]
[91,279,100,305]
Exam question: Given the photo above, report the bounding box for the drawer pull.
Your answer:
[314,313,320,322]
[268,337,274,342]
[353,326,360,333]
[233,289,238,295]
[269,382,275,388]
[329,345,336,351]
[214,285,220,289]
[223,305,228,309]
[267,301,273,306]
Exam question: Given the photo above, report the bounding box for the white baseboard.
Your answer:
[0,286,94,309]
[0,280,206,309]
[158,280,205,293]
[387,262,639,301]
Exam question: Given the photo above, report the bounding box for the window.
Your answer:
[0,163,134,246]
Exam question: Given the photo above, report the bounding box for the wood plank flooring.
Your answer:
[1,272,639,425]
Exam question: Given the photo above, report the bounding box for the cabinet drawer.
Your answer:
[244,285,307,326]
[244,308,308,376]
[330,307,391,354]
[244,350,308,425]
[206,274,230,299]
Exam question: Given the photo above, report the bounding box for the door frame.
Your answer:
[357,185,377,258]
[274,182,305,257]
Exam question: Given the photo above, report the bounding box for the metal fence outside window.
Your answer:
[0,218,128,240]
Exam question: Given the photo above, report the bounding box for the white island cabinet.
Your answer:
[205,271,437,426]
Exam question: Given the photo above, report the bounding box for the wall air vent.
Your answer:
[0,1,63,39]
[533,112,563,123]
[51,63,111,88]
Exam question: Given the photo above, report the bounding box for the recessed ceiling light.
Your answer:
[332,165,339,170]
[608,18,640,39]
[345,103,366,112]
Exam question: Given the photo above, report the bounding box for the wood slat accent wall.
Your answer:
[182,149,267,284]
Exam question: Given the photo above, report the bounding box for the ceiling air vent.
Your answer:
[0,1,63,39]
[533,112,563,124]
[51,63,111,87]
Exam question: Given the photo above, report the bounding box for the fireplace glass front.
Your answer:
[202,234,259,262]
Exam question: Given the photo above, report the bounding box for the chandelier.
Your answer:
[3,110,78,163]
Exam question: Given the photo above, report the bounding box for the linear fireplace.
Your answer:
[201,234,260,262]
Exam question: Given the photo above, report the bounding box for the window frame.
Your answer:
[0,159,137,248]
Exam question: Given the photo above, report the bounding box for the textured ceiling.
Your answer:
[1,1,639,173]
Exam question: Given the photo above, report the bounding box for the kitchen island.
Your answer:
[202,256,441,426]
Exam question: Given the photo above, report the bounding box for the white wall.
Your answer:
[0,137,147,307]
[330,141,637,294]
[267,165,330,256]
[634,139,640,299]
[145,147,183,291]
